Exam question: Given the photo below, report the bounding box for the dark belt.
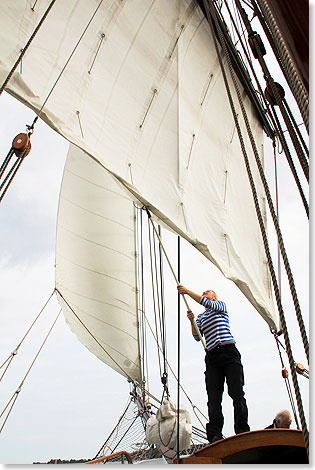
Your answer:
[209,342,235,352]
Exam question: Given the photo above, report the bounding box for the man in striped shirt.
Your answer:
[177,284,250,443]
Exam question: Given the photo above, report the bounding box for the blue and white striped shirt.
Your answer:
[193,296,235,351]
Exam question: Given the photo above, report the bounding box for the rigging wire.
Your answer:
[225,1,255,72]
[0,0,104,201]
[55,289,142,387]
[203,0,308,455]
[56,266,207,431]
[0,0,58,96]
[138,298,207,428]
[147,219,163,379]
[213,4,308,219]
[0,131,33,203]
[24,0,105,132]
[144,207,206,350]
[232,0,251,58]
[93,395,137,459]
[227,1,309,206]
[176,236,181,459]
[235,2,309,183]
[272,140,282,308]
[214,0,310,365]
[268,106,308,217]
[251,0,309,133]
[273,334,300,428]
[154,227,167,379]
[142,215,150,394]
[0,290,55,382]
[222,0,299,175]
[0,308,62,434]
[235,2,310,187]
[94,394,207,463]
[158,225,168,386]
[138,208,207,427]
[265,93,309,185]
[282,99,309,158]
[56,232,207,435]
[135,206,149,396]
[134,207,208,427]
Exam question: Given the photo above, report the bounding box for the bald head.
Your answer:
[275,410,292,428]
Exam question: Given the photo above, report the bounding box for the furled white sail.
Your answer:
[55,144,141,383]
[0,0,277,346]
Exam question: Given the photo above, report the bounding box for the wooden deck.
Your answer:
[174,429,308,464]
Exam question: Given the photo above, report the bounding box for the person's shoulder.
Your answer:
[217,300,227,310]
[212,299,228,312]
[199,296,209,306]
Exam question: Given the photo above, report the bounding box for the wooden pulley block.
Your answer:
[12,133,31,157]
[296,363,305,373]
[264,82,285,106]
[282,368,288,379]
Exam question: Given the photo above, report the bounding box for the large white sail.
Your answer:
[0,0,277,341]
[56,144,141,383]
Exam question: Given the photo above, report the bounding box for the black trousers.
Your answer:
[205,343,250,440]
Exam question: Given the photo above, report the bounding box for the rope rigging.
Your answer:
[203,0,308,455]
[273,333,300,430]
[147,217,166,389]
[56,239,208,435]
[158,225,169,396]
[268,105,309,218]
[176,235,181,459]
[251,0,309,133]
[0,308,61,435]
[29,0,105,133]
[0,290,55,382]
[235,1,309,184]
[0,0,104,201]
[205,0,309,364]
[136,207,149,395]
[135,205,207,428]
[0,0,308,460]
[230,0,309,364]
[144,207,206,350]
[222,1,309,218]
[55,288,143,388]
[136,300,208,429]
[0,0,58,96]
[0,128,33,203]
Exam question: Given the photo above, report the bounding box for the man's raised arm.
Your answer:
[177,284,202,304]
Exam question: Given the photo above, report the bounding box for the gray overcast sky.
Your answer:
[0,87,309,464]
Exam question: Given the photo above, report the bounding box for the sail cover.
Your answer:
[0,0,277,351]
[56,144,141,383]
